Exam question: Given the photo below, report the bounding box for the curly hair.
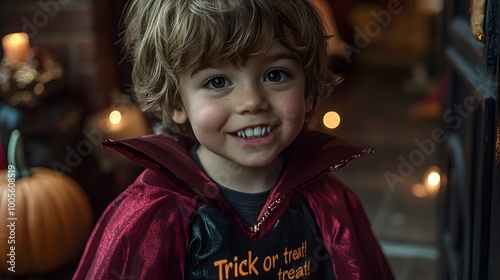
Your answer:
[123,0,339,135]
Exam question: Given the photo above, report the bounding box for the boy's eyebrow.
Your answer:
[190,63,215,78]
[266,51,299,63]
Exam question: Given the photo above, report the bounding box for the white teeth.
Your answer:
[245,128,254,137]
[253,127,261,136]
[236,126,272,138]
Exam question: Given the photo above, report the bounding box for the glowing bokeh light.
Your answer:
[109,110,122,125]
[427,171,440,186]
[323,111,341,129]
[412,183,428,198]
[424,167,441,194]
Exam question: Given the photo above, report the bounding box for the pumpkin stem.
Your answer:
[7,129,31,179]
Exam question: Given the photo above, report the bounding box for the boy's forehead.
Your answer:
[185,38,298,74]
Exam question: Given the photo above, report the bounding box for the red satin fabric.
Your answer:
[72,131,394,279]
[302,175,394,279]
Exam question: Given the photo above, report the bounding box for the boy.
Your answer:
[73,0,394,279]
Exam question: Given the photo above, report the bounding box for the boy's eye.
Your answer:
[205,77,230,89]
[265,69,289,83]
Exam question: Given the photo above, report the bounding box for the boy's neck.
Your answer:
[196,146,283,194]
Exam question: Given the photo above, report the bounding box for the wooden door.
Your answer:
[440,0,499,279]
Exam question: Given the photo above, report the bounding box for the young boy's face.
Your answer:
[173,41,312,169]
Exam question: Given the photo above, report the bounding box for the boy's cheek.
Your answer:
[280,100,307,121]
[191,107,226,130]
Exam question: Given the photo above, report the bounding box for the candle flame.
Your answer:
[109,110,122,125]
[9,33,27,44]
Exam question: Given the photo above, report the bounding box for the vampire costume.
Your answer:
[73,131,394,280]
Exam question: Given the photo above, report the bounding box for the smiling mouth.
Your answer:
[234,126,273,139]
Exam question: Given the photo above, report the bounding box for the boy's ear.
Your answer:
[171,105,188,124]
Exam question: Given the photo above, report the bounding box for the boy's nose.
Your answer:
[235,83,270,114]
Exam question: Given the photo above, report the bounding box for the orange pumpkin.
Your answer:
[0,130,93,275]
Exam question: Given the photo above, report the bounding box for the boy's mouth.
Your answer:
[234,125,273,139]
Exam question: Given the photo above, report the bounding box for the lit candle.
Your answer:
[2,32,30,66]
[85,104,150,173]
[100,106,149,140]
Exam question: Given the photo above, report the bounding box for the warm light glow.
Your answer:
[323,111,341,129]
[412,184,428,198]
[424,167,441,194]
[34,83,44,95]
[427,172,440,186]
[109,110,122,125]
[419,0,444,14]
[1,32,30,65]
[8,33,26,44]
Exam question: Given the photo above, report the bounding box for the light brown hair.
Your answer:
[123,0,338,135]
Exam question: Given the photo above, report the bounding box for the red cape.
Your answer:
[73,130,394,279]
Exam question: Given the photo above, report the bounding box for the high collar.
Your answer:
[102,130,373,238]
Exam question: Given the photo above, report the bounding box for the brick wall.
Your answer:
[0,0,119,112]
